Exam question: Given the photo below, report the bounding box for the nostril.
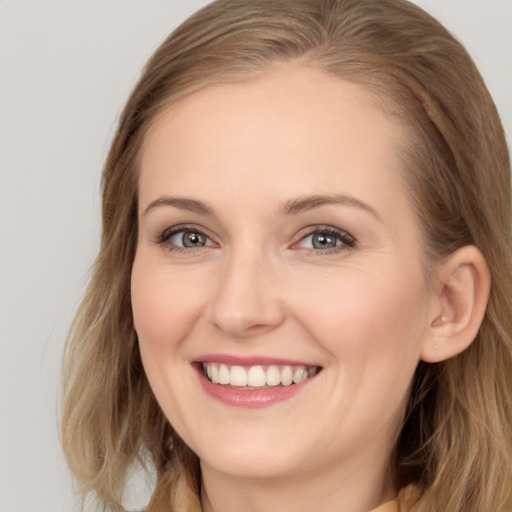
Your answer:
[208,309,284,339]
[244,323,274,334]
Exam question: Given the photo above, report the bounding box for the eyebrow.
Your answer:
[143,196,214,216]
[280,194,382,221]
[142,193,381,221]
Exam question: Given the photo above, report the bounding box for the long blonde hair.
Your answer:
[61,1,512,510]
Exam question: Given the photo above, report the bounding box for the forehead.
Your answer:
[144,64,398,137]
[139,64,410,214]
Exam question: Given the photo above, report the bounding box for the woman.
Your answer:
[61,0,512,510]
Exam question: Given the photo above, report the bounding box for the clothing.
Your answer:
[371,485,420,512]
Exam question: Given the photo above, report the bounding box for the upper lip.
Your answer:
[192,354,321,367]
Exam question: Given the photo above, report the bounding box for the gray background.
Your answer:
[1,1,511,511]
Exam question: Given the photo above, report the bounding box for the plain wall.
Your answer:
[0,1,510,511]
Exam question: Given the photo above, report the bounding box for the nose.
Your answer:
[206,249,285,339]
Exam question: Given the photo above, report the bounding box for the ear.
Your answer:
[421,245,491,363]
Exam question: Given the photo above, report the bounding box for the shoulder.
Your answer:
[397,484,421,511]
[371,485,421,512]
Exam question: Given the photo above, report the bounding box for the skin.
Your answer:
[132,64,440,512]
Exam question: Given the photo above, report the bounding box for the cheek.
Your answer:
[130,254,207,430]
[274,264,431,450]
[131,256,205,349]
[292,265,428,376]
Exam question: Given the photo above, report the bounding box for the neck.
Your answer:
[200,451,396,512]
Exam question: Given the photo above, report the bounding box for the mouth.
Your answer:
[200,362,320,389]
[194,358,322,408]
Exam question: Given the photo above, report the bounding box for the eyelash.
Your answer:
[295,226,356,254]
[155,224,216,254]
[155,224,356,254]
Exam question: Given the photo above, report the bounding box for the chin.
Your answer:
[200,454,301,480]
[193,434,311,480]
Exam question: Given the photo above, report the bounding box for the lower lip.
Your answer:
[195,366,316,408]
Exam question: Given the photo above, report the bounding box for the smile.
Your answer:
[202,362,319,388]
[195,358,321,408]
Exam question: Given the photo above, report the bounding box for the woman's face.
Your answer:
[132,65,435,483]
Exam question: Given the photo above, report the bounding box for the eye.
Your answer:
[170,230,209,248]
[157,226,216,251]
[296,227,356,252]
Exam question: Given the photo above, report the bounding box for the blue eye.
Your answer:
[304,232,339,249]
[170,230,209,248]
[158,226,215,250]
[297,228,355,251]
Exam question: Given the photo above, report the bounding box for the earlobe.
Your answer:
[421,246,491,363]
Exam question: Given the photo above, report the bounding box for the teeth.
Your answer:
[281,365,293,386]
[202,362,318,388]
[219,364,230,385]
[230,365,247,386]
[247,366,266,387]
[293,367,308,384]
[211,364,219,384]
[266,365,281,386]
